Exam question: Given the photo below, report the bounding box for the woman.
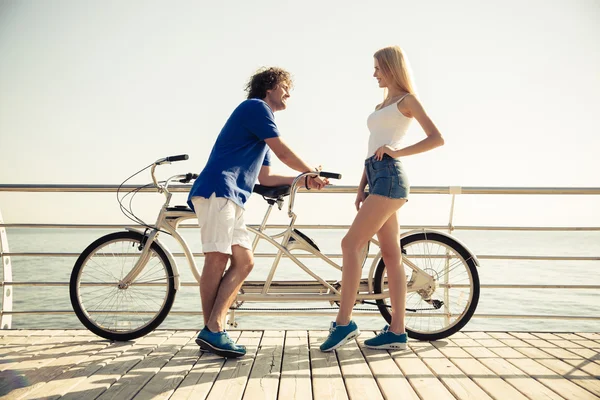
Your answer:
[320,45,444,351]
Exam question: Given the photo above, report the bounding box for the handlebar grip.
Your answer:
[179,173,199,183]
[166,154,189,162]
[319,171,342,180]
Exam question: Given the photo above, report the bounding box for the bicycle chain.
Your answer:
[229,306,379,312]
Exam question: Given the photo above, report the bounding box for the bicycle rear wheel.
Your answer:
[374,231,480,341]
[70,231,176,341]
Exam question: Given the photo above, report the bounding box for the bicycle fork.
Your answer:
[118,228,160,289]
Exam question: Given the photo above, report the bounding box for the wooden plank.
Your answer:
[4,340,109,400]
[60,334,172,400]
[336,333,383,400]
[520,338,558,348]
[451,357,529,400]
[460,345,499,359]
[473,338,505,348]
[577,333,600,340]
[357,332,418,400]
[278,330,312,400]
[431,341,472,358]
[563,358,600,378]
[95,335,190,400]
[0,335,54,358]
[486,332,514,339]
[450,338,480,348]
[509,332,538,340]
[391,346,456,400]
[242,330,284,400]
[169,333,238,400]
[534,357,600,397]
[133,338,200,400]
[0,330,31,337]
[423,357,493,400]
[547,340,585,349]
[532,332,562,340]
[0,334,87,384]
[308,330,348,400]
[572,340,600,349]
[507,358,598,400]
[21,341,135,400]
[205,331,261,400]
[408,341,447,358]
[486,345,528,359]
[477,357,564,399]
[464,332,493,340]
[497,338,532,348]
[537,347,587,360]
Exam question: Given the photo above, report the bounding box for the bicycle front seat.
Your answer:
[253,184,291,199]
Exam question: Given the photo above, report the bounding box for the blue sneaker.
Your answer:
[364,325,408,350]
[320,321,360,352]
[195,327,246,358]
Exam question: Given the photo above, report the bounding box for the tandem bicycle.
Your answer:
[69,154,480,342]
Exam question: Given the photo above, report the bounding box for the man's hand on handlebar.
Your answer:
[307,175,328,189]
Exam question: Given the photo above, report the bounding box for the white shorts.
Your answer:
[191,193,252,255]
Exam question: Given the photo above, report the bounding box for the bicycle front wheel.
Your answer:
[374,231,480,341]
[70,231,176,341]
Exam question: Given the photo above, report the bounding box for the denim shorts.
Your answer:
[365,154,410,200]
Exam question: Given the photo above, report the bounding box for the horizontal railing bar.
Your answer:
[1,310,598,321]
[2,223,600,232]
[3,282,600,289]
[1,184,600,195]
[3,252,599,261]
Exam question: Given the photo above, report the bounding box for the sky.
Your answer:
[0,0,599,227]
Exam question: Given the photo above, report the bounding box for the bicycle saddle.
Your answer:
[253,184,291,199]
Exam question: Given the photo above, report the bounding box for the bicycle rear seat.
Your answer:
[253,184,291,199]
[166,205,193,212]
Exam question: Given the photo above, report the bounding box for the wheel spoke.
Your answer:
[374,232,479,340]
[72,233,174,339]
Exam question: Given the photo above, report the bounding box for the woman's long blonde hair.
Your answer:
[374,46,415,100]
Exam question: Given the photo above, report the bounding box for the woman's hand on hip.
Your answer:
[375,145,395,160]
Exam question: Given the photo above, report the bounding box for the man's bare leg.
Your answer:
[200,252,229,326]
[206,245,254,332]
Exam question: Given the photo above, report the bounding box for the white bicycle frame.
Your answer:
[119,163,454,304]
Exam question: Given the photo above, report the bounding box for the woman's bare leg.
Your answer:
[376,208,407,334]
[336,195,406,325]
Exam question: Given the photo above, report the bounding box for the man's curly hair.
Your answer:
[245,67,293,99]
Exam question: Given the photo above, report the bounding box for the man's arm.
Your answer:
[257,166,295,187]
[264,137,314,173]
[258,165,327,189]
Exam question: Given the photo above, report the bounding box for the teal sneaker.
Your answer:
[320,321,360,352]
[364,325,408,350]
[195,327,246,358]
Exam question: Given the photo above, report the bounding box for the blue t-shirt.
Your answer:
[187,99,280,209]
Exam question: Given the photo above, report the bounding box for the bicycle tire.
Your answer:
[374,231,480,341]
[70,231,176,341]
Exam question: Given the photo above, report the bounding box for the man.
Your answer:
[187,67,327,358]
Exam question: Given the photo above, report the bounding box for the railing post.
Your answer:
[0,208,13,329]
[447,187,462,234]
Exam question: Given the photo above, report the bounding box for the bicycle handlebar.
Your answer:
[318,171,342,180]
[155,154,189,165]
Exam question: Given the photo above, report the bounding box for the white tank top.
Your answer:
[366,93,412,158]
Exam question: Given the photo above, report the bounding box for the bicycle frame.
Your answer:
[119,166,442,304]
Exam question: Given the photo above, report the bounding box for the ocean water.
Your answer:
[1,227,599,333]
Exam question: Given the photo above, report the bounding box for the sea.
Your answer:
[2,227,599,334]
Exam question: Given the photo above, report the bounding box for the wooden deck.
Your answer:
[0,330,599,399]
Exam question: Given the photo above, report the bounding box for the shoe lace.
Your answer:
[375,326,389,337]
[328,322,337,334]
[222,330,236,345]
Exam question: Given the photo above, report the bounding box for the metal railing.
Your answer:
[1,184,599,329]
